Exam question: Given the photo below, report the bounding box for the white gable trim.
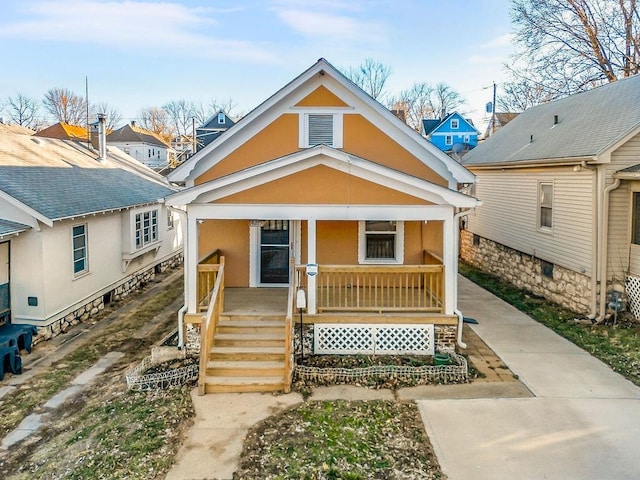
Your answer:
[166,146,479,208]
[168,59,475,186]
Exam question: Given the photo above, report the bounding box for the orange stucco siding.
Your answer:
[198,220,249,287]
[295,86,349,107]
[195,114,300,185]
[214,165,431,205]
[343,115,447,186]
[317,221,359,264]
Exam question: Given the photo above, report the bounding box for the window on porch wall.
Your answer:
[358,221,404,264]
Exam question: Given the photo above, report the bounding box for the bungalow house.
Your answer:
[421,112,479,155]
[461,73,640,320]
[107,121,174,169]
[166,58,480,393]
[0,115,183,340]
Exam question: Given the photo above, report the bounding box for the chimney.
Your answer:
[391,109,406,122]
[90,114,107,161]
[130,120,136,127]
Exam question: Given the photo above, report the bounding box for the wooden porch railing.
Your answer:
[197,252,224,312]
[296,264,444,313]
[197,257,225,395]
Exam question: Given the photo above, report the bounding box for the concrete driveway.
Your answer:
[418,276,640,479]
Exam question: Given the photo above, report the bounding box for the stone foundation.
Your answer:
[460,231,592,314]
[33,254,183,345]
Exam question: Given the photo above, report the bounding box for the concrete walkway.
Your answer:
[418,276,640,480]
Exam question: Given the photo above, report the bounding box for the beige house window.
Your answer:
[632,192,640,244]
[72,224,88,276]
[539,183,553,230]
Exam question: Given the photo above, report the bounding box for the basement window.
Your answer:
[541,259,554,279]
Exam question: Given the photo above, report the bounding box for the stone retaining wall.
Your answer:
[460,231,592,314]
[33,253,183,344]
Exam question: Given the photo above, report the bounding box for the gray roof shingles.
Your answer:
[0,219,30,236]
[0,166,174,220]
[463,74,640,166]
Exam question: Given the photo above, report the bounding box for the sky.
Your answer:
[0,0,515,132]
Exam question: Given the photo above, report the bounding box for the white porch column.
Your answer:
[443,210,455,315]
[186,211,199,313]
[307,219,317,314]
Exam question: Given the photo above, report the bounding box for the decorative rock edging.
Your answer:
[126,330,198,391]
[294,350,468,386]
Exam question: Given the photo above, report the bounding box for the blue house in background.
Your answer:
[421,112,479,155]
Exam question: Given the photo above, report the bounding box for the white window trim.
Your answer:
[451,119,459,129]
[298,112,343,148]
[134,208,160,250]
[445,135,453,146]
[72,223,89,278]
[538,181,554,232]
[358,220,404,264]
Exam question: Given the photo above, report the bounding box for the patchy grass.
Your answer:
[235,400,443,480]
[460,262,640,386]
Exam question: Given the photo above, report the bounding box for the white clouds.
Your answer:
[270,0,385,44]
[480,33,514,49]
[0,1,275,62]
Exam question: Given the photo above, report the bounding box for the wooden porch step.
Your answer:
[214,333,284,348]
[219,315,286,322]
[207,360,285,377]
[204,376,285,393]
[216,321,284,335]
[210,346,285,361]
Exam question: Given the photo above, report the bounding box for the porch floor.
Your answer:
[223,288,288,315]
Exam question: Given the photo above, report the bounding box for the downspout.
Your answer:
[168,205,189,348]
[453,208,472,349]
[587,163,599,319]
[596,177,621,323]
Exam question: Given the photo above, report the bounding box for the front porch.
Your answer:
[189,258,461,394]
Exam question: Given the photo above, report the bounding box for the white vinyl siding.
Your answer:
[466,167,594,275]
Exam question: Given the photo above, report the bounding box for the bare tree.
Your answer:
[43,87,88,125]
[343,58,392,101]
[91,102,122,130]
[4,93,41,129]
[497,76,554,112]
[164,99,196,137]
[506,0,640,104]
[138,106,174,143]
[388,82,465,131]
[208,98,240,119]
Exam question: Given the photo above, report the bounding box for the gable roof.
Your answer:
[169,58,475,186]
[167,144,479,208]
[35,122,89,141]
[464,74,640,167]
[107,123,170,148]
[0,132,175,225]
[422,113,479,137]
[421,119,440,136]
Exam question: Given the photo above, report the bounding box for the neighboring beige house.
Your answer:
[462,74,640,319]
[0,117,183,339]
[167,58,479,393]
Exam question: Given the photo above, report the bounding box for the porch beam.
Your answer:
[188,204,454,221]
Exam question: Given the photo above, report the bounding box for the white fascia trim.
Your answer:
[166,146,479,208]
[0,190,52,228]
[188,203,454,221]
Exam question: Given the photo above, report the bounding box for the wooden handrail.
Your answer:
[198,256,225,395]
[199,249,221,265]
[283,258,296,393]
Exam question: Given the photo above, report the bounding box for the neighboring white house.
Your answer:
[461,74,640,319]
[0,119,183,340]
[107,121,174,169]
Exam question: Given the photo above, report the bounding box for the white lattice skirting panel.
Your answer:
[626,275,640,320]
[314,324,435,355]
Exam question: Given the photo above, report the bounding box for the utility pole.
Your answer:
[192,117,197,155]
[491,81,497,136]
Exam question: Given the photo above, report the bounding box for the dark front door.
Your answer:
[260,221,290,284]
